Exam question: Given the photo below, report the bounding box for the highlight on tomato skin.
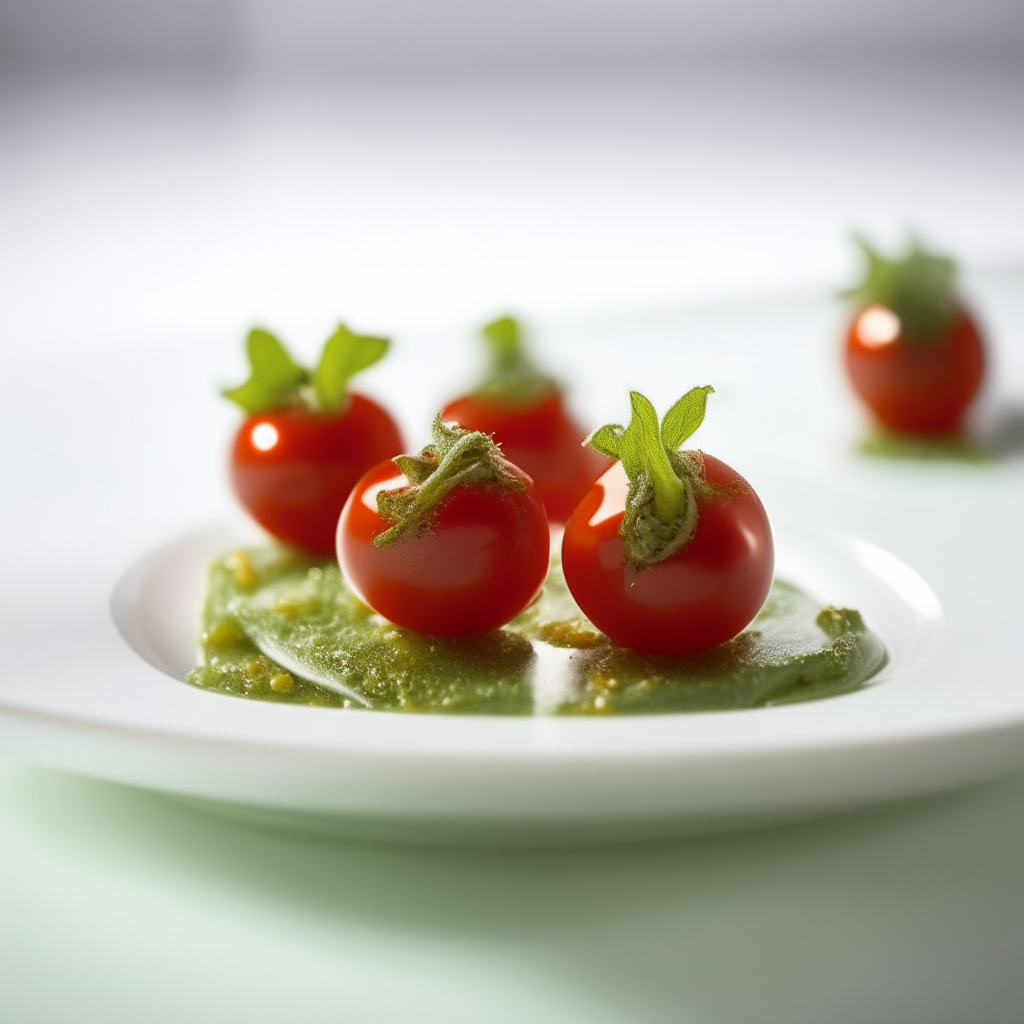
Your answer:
[563,459,774,656]
[231,395,404,557]
[840,236,986,436]
[440,315,609,523]
[561,387,773,656]
[845,305,985,435]
[223,324,404,557]
[337,421,550,637]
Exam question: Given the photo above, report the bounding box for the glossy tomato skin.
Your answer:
[338,458,550,636]
[562,456,773,655]
[441,391,609,523]
[230,393,404,557]
[845,306,985,434]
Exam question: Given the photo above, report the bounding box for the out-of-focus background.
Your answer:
[3,0,1023,352]
[3,4,1024,1023]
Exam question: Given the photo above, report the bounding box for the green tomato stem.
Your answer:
[374,419,526,548]
[413,430,489,508]
[648,448,688,524]
[473,315,558,405]
[585,387,714,570]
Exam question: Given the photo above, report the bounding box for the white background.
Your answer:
[2,3,1024,1021]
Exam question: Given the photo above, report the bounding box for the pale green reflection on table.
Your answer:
[2,756,1024,1024]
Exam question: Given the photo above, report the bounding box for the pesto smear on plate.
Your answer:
[188,544,886,714]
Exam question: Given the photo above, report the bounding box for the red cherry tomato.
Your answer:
[845,305,985,434]
[230,393,404,557]
[441,391,609,522]
[562,456,773,655]
[338,458,550,636]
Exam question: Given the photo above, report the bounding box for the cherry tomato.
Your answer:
[845,304,984,434]
[441,390,609,522]
[230,393,404,557]
[562,456,773,655]
[338,457,550,636]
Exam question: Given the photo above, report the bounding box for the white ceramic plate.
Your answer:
[4,514,1009,845]
[3,279,1024,844]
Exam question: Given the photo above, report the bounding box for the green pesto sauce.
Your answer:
[187,544,886,715]
[859,427,991,463]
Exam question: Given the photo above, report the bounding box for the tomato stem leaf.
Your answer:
[585,423,625,460]
[661,385,715,450]
[472,315,559,404]
[841,234,958,345]
[222,328,309,413]
[374,418,526,548]
[584,387,714,570]
[618,392,687,523]
[224,323,390,415]
[313,324,390,413]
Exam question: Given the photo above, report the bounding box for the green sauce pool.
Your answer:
[188,544,886,715]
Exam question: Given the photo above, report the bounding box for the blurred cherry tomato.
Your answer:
[231,394,404,556]
[845,304,984,434]
[441,390,608,523]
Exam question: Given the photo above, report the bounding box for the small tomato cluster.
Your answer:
[224,318,774,654]
[225,234,986,656]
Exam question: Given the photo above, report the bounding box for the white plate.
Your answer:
[10,514,1014,846]
[3,278,1024,844]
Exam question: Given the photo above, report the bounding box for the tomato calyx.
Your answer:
[374,418,526,548]
[223,324,390,415]
[584,386,716,572]
[841,234,959,346]
[471,315,559,405]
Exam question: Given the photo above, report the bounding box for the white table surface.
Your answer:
[2,61,1023,1022]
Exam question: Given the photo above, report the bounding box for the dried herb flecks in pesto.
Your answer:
[187,543,886,715]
